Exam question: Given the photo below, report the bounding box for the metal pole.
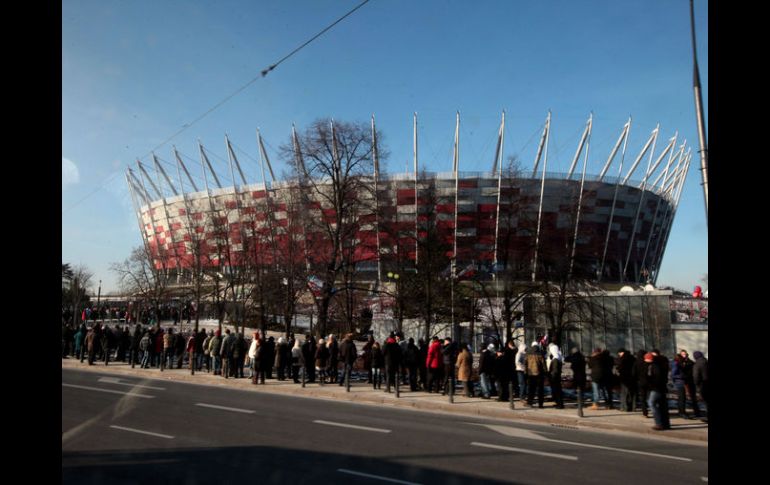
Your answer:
[97,280,102,322]
[577,387,584,417]
[690,0,708,224]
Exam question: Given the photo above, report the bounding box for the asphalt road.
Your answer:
[62,368,708,485]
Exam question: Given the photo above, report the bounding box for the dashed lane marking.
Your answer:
[195,403,256,414]
[109,425,174,439]
[314,420,391,433]
[337,469,421,484]
[62,383,155,399]
[471,441,578,461]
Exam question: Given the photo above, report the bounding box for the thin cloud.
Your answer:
[62,157,80,187]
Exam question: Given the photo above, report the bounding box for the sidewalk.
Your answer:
[61,358,707,445]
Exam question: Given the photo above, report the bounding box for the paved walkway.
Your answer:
[61,358,707,445]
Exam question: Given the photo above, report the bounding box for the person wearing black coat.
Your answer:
[302,335,316,383]
[646,352,671,430]
[494,343,514,401]
[478,344,497,399]
[383,334,402,393]
[616,348,637,412]
[338,334,357,386]
[441,338,458,396]
[678,350,701,418]
[370,342,384,389]
[634,349,650,416]
[265,337,276,379]
[327,334,339,384]
[417,338,428,390]
[692,351,708,422]
[403,338,419,391]
[129,325,143,368]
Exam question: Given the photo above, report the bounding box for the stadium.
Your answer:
[125,114,691,287]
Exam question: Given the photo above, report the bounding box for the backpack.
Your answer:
[526,354,542,376]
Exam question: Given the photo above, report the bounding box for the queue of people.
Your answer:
[63,322,709,431]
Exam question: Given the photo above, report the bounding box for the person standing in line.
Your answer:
[456,342,474,397]
[548,343,564,409]
[128,325,142,368]
[275,337,288,381]
[515,342,528,399]
[383,333,402,393]
[634,349,650,417]
[426,336,443,393]
[525,342,546,408]
[404,337,419,391]
[616,348,637,412]
[646,352,671,430]
[315,338,330,384]
[478,343,496,399]
[291,337,302,383]
[338,333,357,387]
[74,323,86,363]
[370,341,384,389]
[565,347,586,403]
[679,349,701,419]
[327,334,339,385]
[441,337,458,396]
[417,338,428,391]
[362,335,375,384]
[692,350,708,422]
[209,329,223,375]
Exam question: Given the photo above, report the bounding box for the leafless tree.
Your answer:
[280,118,385,337]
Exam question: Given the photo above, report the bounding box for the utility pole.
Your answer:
[690,0,708,226]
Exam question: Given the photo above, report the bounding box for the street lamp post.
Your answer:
[387,272,401,333]
[96,280,102,323]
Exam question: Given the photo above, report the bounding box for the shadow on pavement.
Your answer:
[62,446,519,485]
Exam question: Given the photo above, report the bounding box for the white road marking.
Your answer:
[337,469,421,485]
[195,403,255,414]
[62,383,154,399]
[470,441,578,461]
[109,425,174,439]
[476,423,692,462]
[97,377,166,390]
[314,420,391,433]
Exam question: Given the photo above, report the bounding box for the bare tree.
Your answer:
[280,118,384,337]
[111,247,171,324]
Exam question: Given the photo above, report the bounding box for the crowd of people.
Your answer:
[62,322,708,431]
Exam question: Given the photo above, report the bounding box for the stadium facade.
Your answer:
[125,113,692,286]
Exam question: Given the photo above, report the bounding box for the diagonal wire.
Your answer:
[63,0,373,214]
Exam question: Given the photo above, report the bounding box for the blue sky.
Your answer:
[62,0,708,295]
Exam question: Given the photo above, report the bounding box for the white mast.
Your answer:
[492,110,505,270]
[566,116,592,180]
[622,125,660,282]
[598,119,631,182]
[597,118,631,282]
[199,142,222,189]
[531,111,551,282]
[174,147,199,192]
[568,113,593,278]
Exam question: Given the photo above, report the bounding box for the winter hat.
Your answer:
[531,341,539,347]
[643,352,654,363]
[693,351,704,359]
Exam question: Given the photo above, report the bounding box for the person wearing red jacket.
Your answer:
[426,336,443,393]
